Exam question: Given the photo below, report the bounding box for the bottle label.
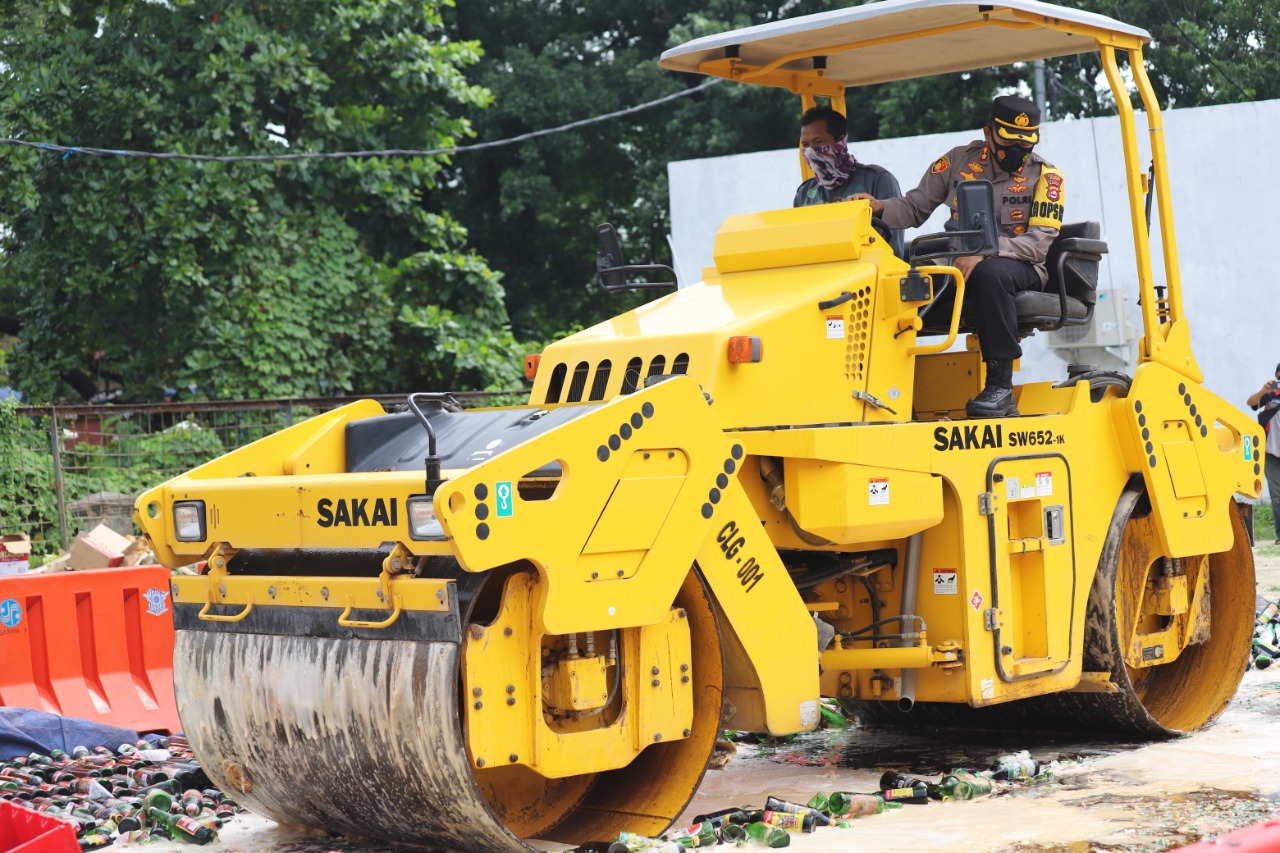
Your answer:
[882,786,916,800]
[175,815,203,834]
[763,810,804,831]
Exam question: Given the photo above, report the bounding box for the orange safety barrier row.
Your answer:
[1172,819,1280,852]
[0,800,78,853]
[0,566,180,734]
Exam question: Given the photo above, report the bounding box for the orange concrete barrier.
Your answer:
[1172,819,1280,852]
[0,566,180,734]
[0,800,78,853]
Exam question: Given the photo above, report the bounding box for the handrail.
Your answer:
[907,266,966,356]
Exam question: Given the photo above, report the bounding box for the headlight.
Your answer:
[173,501,207,542]
[406,496,446,541]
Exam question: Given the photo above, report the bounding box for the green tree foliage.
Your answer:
[1052,0,1280,113]
[444,0,851,341]
[0,0,524,403]
[0,399,58,548]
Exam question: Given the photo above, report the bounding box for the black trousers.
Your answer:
[926,257,1041,361]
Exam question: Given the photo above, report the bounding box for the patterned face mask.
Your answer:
[803,140,857,189]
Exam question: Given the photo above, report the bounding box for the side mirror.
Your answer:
[596,223,677,293]
[907,180,999,262]
[952,180,999,256]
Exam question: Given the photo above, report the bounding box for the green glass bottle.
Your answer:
[147,806,216,845]
[805,793,830,814]
[665,821,717,848]
[989,751,1041,781]
[827,792,903,817]
[142,789,173,813]
[936,770,994,800]
[1257,600,1279,625]
[691,807,752,828]
[743,822,790,848]
[721,824,747,844]
[762,795,829,826]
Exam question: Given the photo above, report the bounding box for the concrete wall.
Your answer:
[668,98,1280,413]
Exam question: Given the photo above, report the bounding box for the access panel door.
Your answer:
[986,454,1076,681]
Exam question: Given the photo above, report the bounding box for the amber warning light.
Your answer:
[727,336,763,364]
[524,354,542,380]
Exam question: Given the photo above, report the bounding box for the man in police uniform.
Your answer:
[794,105,904,256]
[855,95,1065,418]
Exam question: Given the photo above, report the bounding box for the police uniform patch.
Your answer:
[1044,172,1063,202]
[960,171,975,181]
[1010,208,1025,221]
[1013,225,1027,235]
[1029,167,1065,229]
[968,162,985,174]
[932,155,951,174]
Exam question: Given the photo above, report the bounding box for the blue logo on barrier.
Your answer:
[143,587,170,617]
[0,598,22,628]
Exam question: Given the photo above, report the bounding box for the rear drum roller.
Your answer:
[173,566,723,850]
[846,488,1255,737]
[1060,490,1255,736]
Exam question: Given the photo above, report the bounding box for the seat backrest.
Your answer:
[1045,221,1104,307]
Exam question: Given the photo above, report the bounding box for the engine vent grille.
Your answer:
[844,286,872,383]
[544,353,689,404]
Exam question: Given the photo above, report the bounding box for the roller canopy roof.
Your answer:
[658,0,1151,88]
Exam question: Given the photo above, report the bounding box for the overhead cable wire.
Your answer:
[0,77,721,163]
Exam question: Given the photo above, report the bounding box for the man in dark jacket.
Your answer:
[794,106,903,256]
[856,95,1065,419]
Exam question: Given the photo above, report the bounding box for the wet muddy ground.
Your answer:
[159,550,1280,853]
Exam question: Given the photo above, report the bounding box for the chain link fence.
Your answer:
[0,392,502,560]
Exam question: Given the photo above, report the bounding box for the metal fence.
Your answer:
[1,392,503,559]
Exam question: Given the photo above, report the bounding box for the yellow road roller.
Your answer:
[137,1,1263,848]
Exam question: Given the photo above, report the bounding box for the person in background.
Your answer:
[854,95,1064,419]
[1247,363,1280,545]
[794,105,904,257]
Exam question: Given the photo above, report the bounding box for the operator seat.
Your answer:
[918,221,1108,337]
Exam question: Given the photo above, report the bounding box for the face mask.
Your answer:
[803,140,857,189]
[992,138,1033,173]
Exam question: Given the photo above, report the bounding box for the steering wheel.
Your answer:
[871,215,894,248]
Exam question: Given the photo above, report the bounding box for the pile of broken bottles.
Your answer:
[565,751,1047,850]
[1254,597,1280,669]
[0,735,241,848]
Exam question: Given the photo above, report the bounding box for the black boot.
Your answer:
[966,359,1019,418]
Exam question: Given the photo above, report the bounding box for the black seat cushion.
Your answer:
[1012,290,1091,325]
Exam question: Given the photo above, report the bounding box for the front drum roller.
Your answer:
[847,487,1255,737]
[173,565,724,851]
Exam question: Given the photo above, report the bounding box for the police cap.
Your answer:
[991,95,1040,144]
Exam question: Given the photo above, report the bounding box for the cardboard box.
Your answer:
[66,523,132,571]
[0,533,31,576]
